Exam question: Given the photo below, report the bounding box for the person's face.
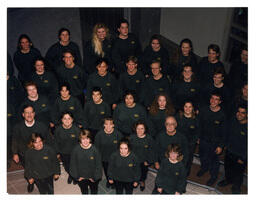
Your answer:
[125,94,135,107]
[60,86,70,99]
[241,50,248,64]
[158,95,167,109]
[213,73,224,85]
[169,151,179,161]
[151,39,161,52]
[242,85,248,98]
[96,28,106,41]
[33,137,43,151]
[136,124,146,137]
[118,23,129,37]
[182,66,193,80]
[26,85,38,98]
[80,136,91,148]
[35,60,45,74]
[63,52,74,66]
[236,107,247,122]
[97,62,108,76]
[126,61,137,73]
[208,49,219,63]
[92,91,102,103]
[62,114,73,127]
[104,120,114,133]
[151,62,161,76]
[210,95,221,108]
[23,106,35,122]
[120,143,129,156]
[184,102,193,116]
[181,42,191,56]
[165,117,177,133]
[59,30,70,43]
[20,38,31,51]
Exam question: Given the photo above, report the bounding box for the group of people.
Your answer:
[7,18,248,195]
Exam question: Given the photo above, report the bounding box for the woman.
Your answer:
[25,133,60,194]
[54,112,81,184]
[83,23,113,74]
[171,65,200,111]
[113,90,148,137]
[154,144,186,194]
[148,93,175,138]
[108,138,140,194]
[130,121,157,191]
[171,38,198,80]
[31,57,59,104]
[13,34,42,84]
[94,117,123,188]
[70,130,102,194]
[175,101,200,176]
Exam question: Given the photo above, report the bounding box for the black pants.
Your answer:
[102,161,109,181]
[199,140,220,179]
[186,142,197,176]
[140,163,148,182]
[60,153,71,174]
[114,180,133,194]
[34,175,54,194]
[224,150,246,189]
[78,179,99,194]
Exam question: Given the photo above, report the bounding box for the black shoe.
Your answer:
[206,177,217,186]
[106,181,110,188]
[27,183,34,193]
[196,169,207,177]
[73,179,78,185]
[140,181,145,191]
[218,179,230,187]
[67,175,72,184]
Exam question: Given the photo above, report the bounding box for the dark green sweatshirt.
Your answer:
[70,145,102,181]
[54,124,81,154]
[156,158,186,194]
[94,129,123,162]
[24,145,60,179]
[108,151,141,182]
[148,109,168,138]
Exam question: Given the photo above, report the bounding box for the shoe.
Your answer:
[73,179,78,185]
[27,183,34,193]
[196,169,207,177]
[206,177,217,186]
[218,179,230,187]
[106,181,110,188]
[140,182,145,191]
[67,175,72,184]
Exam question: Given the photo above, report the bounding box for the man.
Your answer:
[111,18,142,75]
[218,105,247,194]
[197,92,226,186]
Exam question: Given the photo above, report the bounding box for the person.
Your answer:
[54,111,81,185]
[13,34,42,84]
[175,101,200,176]
[70,130,102,194]
[141,60,171,108]
[198,44,226,85]
[25,133,60,194]
[111,18,142,75]
[171,38,198,80]
[45,27,82,72]
[118,56,145,103]
[94,117,123,188]
[83,23,113,74]
[155,116,189,171]
[130,121,157,191]
[153,144,186,194]
[55,49,86,106]
[12,105,51,192]
[108,138,141,194]
[83,87,111,137]
[148,93,175,138]
[86,58,119,109]
[113,90,148,137]
[171,64,200,111]
[31,57,59,104]
[7,51,14,77]
[140,34,170,76]
[197,92,226,186]
[51,83,84,128]
[218,105,247,194]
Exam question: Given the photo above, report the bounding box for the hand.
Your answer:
[237,159,244,164]
[133,182,138,187]
[78,177,85,181]
[155,162,160,170]
[28,178,34,184]
[13,154,19,163]
[144,161,149,166]
[175,192,180,195]
[109,179,114,184]
[89,178,95,183]
[215,147,222,155]
[112,104,117,110]
[157,188,163,193]
[54,174,60,180]
[49,122,55,128]
[78,124,83,128]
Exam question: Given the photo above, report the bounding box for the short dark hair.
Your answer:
[63,49,75,58]
[58,27,70,40]
[119,137,131,152]
[22,104,35,113]
[95,58,109,67]
[237,104,248,113]
[150,34,161,45]
[79,129,92,143]
[59,82,71,92]
[24,81,37,90]
[126,56,138,64]
[133,120,148,135]
[92,87,102,95]
[180,38,193,52]
[17,34,33,50]
[118,18,129,29]
[123,90,137,103]
[60,111,74,120]
[208,44,220,55]
[210,90,222,101]
[213,67,225,77]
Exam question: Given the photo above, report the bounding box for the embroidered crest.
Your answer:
[90,156,94,160]
[7,113,12,117]
[131,41,135,44]
[100,111,105,115]
[113,140,117,144]
[71,134,76,138]
[157,57,161,61]
[159,88,163,91]
[73,75,78,79]
[175,172,179,175]
[135,80,140,83]
[44,80,49,83]
[43,156,48,160]
[69,106,74,110]
[134,114,139,118]
[128,163,133,167]
[190,88,195,92]
[41,104,46,107]
[190,125,195,129]
[106,82,111,87]
[240,131,245,135]
[144,145,148,148]
[214,120,220,124]
[10,87,15,90]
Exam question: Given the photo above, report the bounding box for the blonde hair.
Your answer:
[92,23,109,57]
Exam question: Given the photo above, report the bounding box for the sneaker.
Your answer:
[218,179,230,187]
[67,175,72,184]
[27,183,34,193]
[196,169,207,177]
[206,177,217,186]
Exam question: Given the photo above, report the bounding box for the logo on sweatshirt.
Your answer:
[190,88,196,92]
[10,86,15,90]
[131,41,135,44]
[159,88,163,91]
[136,80,140,83]
[113,140,117,144]
[100,111,105,115]
[7,113,12,117]
[134,114,139,118]
[157,57,161,61]
[106,82,111,87]
[214,120,220,125]
[43,156,48,160]
[144,145,148,148]
[41,104,46,107]
[128,163,133,167]
[108,45,111,48]
[44,80,49,83]
[240,131,245,135]
[175,172,179,175]
[71,134,76,138]
[90,156,94,160]
[190,125,195,129]
[69,106,74,110]
[73,75,78,79]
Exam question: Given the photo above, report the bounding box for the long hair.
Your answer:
[92,23,110,57]
[179,100,196,119]
[27,133,44,149]
[165,144,183,162]
[17,34,33,50]
[149,93,175,116]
